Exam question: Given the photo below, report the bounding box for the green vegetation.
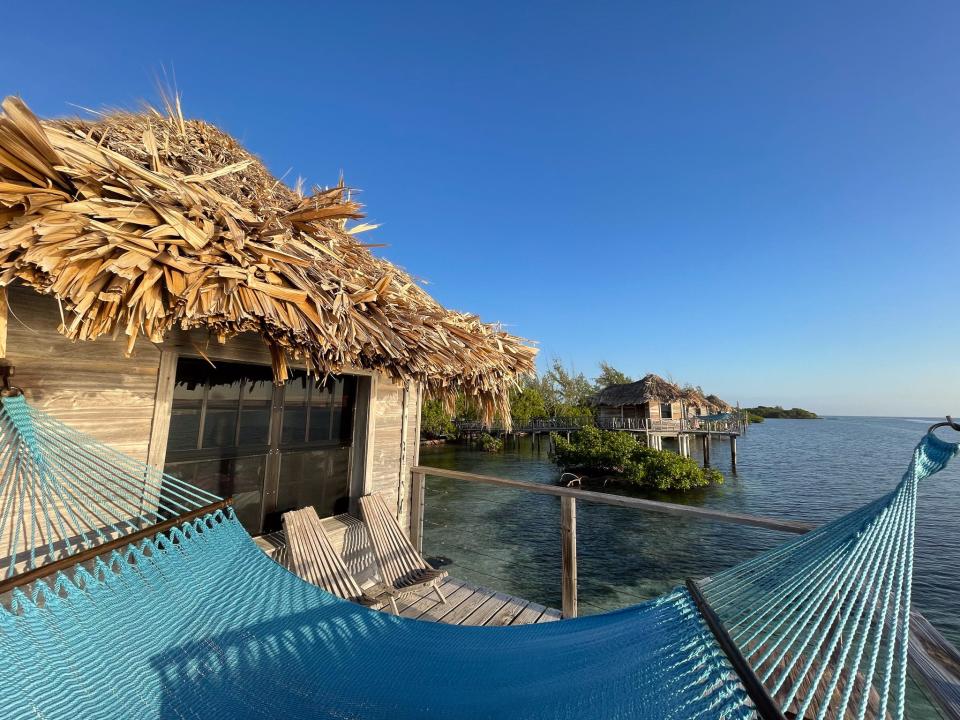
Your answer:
[420,397,457,438]
[478,432,503,452]
[595,361,633,388]
[552,425,723,491]
[747,412,766,424]
[746,405,818,419]
[509,385,547,427]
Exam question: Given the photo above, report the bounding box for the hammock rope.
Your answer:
[0,395,221,579]
[0,394,955,720]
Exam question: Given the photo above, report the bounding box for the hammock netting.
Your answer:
[0,394,955,720]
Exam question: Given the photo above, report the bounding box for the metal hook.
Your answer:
[927,415,960,435]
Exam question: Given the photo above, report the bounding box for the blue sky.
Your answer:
[3,2,959,415]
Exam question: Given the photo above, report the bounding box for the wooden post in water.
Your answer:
[410,470,426,552]
[560,496,578,619]
[730,436,737,473]
[702,434,711,468]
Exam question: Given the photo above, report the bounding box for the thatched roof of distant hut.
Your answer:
[0,97,536,422]
[591,373,685,406]
[705,394,732,412]
[680,386,709,408]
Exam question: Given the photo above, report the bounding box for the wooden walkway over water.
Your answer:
[455,415,744,469]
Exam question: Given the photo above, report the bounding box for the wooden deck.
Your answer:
[255,525,561,627]
[909,610,960,719]
[391,576,561,625]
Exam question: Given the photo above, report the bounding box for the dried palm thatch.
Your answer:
[0,96,536,423]
[705,394,732,412]
[679,386,709,409]
[590,373,685,406]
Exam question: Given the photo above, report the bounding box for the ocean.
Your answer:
[419,416,960,717]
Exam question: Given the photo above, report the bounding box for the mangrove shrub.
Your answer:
[478,432,504,452]
[552,425,722,491]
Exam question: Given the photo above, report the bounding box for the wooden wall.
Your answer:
[596,403,648,423]
[368,378,420,530]
[5,286,161,461]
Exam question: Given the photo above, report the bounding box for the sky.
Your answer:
[2,1,959,416]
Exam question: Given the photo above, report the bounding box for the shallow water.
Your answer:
[419,417,960,717]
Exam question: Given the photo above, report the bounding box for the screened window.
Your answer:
[164,359,357,535]
[660,402,673,419]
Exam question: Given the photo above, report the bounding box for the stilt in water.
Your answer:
[729,435,737,473]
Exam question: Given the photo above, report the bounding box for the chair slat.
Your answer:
[359,493,448,611]
[282,507,364,602]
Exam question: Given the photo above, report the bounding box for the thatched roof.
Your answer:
[705,394,732,412]
[0,97,536,422]
[680,386,709,408]
[591,373,685,406]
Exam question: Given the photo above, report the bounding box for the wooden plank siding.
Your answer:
[1,287,162,569]
[6,286,161,461]
[369,379,420,529]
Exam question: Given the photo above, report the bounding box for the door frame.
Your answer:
[147,346,376,534]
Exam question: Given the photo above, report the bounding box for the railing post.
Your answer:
[410,470,426,553]
[560,495,578,619]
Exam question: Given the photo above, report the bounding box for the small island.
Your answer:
[745,405,819,422]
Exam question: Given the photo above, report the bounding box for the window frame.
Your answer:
[163,358,359,534]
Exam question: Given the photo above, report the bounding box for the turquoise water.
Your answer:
[419,417,959,715]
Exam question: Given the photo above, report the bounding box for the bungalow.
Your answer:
[0,96,536,548]
[591,373,687,427]
[591,374,732,428]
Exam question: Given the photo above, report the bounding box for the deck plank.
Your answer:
[509,601,549,625]
[393,577,459,615]
[397,578,467,619]
[486,597,531,626]
[414,580,481,621]
[461,592,513,626]
[909,610,960,720]
[431,585,495,625]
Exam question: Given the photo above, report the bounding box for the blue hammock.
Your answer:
[0,395,954,720]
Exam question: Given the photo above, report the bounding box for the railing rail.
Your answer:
[408,464,960,720]
[410,465,814,535]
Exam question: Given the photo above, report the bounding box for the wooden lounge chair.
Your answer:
[282,506,378,607]
[359,493,448,614]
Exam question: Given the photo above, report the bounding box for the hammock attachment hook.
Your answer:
[927,415,960,435]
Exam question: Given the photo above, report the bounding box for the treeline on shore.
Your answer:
[744,406,819,422]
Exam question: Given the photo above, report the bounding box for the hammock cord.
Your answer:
[700,433,957,719]
[0,395,221,578]
[0,394,955,720]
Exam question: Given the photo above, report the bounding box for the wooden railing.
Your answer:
[409,465,960,719]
